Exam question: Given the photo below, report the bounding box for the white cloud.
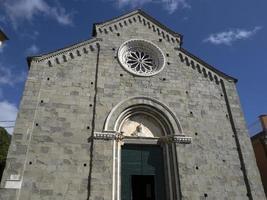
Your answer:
[26,44,40,55]
[204,26,262,45]
[21,30,40,40]
[0,64,25,135]
[116,0,190,13]
[3,0,73,27]
[162,0,190,13]
[0,101,18,134]
[0,64,27,86]
[117,0,152,8]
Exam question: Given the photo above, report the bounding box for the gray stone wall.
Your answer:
[94,20,265,199]
[0,62,45,194]
[0,40,103,199]
[223,80,265,199]
[1,11,265,200]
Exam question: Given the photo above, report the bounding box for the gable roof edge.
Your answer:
[180,48,238,83]
[93,9,182,39]
[27,37,102,68]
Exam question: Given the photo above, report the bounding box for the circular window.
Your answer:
[118,39,165,76]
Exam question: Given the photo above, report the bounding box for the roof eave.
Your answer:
[27,38,102,69]
[92,9,183,40]
[137,9,182,38]
[180,48,238,83]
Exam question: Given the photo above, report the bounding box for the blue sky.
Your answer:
[0,0,266,134]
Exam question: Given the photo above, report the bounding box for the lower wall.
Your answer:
[0,188,17,200]
[89,140,114,200]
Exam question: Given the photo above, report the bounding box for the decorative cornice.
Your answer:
[93,132,192,144]
[93,9,181,47]
[27,38,102,68]
[94,132,117,140]
[178,48,238,83]
[159,134,192,144]
[94,131,124,141]
[173,135,192,144]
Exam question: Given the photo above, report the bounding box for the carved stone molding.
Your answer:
[93,131,192,144]
[159,135,192,144]
[173,135,192,144]
[94,132,117,140]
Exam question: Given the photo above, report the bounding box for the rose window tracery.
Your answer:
[118,39,165,76]
[126,51,153,73]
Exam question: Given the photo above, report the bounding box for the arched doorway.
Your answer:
[116,105,180,200]
[119,111,168,200]
[97,97,191,200]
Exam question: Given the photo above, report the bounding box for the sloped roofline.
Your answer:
[27,38,102,68]
[92,9,183,39]
[180,48,238,82]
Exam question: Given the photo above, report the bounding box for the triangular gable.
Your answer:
[26,10,237,83]
[93,9,182,47]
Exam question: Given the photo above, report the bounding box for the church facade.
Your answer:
[0,10,265,200]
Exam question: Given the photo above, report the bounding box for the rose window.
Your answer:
[126,51,153,73]
[118,39,165,76]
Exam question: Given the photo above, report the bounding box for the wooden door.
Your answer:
[121,144,166,200]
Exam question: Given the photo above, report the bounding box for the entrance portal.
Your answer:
[121,144,166,200]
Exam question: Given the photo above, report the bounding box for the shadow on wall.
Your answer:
[0,127,11,182]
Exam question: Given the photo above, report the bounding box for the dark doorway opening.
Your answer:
[131,175,155,200]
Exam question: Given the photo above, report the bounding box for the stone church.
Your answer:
[0,10,265,200]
